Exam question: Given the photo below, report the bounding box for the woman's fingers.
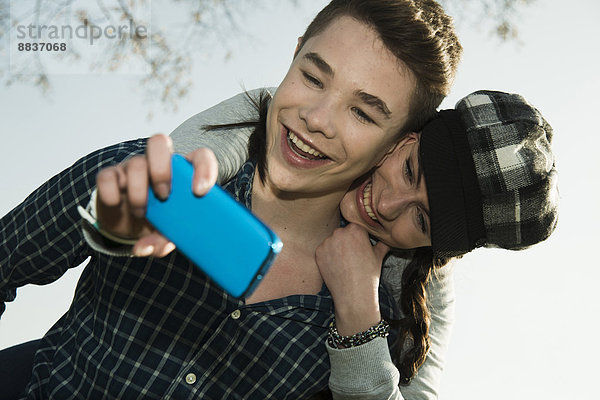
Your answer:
[372,241,391,264]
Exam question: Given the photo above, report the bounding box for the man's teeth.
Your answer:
[362,183,378,221]
[288,131,326,158]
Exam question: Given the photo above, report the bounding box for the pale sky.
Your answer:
[1,0,598,399]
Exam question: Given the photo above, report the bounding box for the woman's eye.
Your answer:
[302,72,322,88]
[352,107,374,124]
[405,159,413,182]
[417,210,427,234]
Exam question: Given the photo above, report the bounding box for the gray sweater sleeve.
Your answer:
[170,88,269,183]
[327,258,455,400]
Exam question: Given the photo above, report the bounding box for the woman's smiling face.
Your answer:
[263,16,417,197]
[340,132,432,249]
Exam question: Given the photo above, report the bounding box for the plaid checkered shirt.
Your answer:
[0,139,399,399]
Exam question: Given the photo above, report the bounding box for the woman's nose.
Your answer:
[376,189,409,221]
[376,185,426,221]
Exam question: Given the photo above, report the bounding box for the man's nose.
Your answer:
[299,95,336,138]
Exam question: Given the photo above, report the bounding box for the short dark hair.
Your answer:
[297,0,462,133]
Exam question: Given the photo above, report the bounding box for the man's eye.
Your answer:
[302,72,322,88]
[352,107,374,124]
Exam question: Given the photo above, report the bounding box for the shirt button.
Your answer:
[230,309,241,320]
[185,373,197,385]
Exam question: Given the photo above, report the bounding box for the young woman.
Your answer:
[0,1,461,399]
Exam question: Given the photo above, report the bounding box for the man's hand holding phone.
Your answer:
[95,134,218,258]
[95,133,282,298]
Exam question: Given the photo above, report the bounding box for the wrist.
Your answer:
[78,190,138,246]
[329,278,381,335]
[334,303,381,336]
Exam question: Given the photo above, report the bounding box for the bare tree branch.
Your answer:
[1,0,535,112]
[439,0,535,41]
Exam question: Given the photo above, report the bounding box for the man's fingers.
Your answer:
[115,164,127,192]
[124,156,149,218]
[146,134,173,200]
[97,166,125,207]
[156,241,177,258]
[133,232,176,258]
[187,148,218,196]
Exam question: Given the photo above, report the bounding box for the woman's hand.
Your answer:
[315,223,390,336]
[95,134,219,257]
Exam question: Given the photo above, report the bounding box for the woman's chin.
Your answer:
[340,189,359,222]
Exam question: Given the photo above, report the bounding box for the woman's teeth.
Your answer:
[288,131,326,158]
[362,183,378,221]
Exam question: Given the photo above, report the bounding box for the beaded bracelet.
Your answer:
[327,319,390,349]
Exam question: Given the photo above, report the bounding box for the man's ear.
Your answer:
[293,36,303,59]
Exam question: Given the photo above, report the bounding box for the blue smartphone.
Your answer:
[145,154,282,298]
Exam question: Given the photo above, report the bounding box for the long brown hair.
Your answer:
[391,248,451,384]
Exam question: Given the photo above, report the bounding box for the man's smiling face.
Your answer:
[263,16,417,198]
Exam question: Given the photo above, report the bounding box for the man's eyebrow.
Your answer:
[303,52,334,77]
[355,90,392,119]
[303,52,391,120]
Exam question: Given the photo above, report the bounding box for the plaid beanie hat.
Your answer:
[419,90,559,258]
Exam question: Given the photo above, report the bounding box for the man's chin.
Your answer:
[349,171,371,191]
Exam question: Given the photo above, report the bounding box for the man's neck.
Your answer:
[250,171,344,251]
